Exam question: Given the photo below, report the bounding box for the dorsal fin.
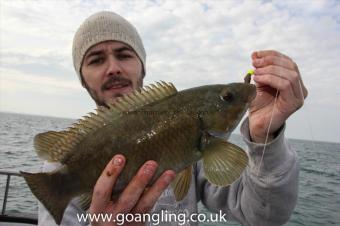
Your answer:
[34,81,177,163]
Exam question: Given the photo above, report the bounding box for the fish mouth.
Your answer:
[238,83,256,103]
[247,84,257,102]
[227,83,256,103]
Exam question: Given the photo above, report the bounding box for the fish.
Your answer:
[20,81,256,224]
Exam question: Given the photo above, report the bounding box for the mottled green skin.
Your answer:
[60,83,255,196]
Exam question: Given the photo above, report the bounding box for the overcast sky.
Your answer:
[0,0,339,143]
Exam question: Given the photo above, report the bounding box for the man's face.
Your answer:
[81,41,143,106]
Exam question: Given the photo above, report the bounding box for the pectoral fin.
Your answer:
[202,138,248,186]
[171,166,192,201]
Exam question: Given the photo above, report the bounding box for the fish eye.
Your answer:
[221,92,234,102]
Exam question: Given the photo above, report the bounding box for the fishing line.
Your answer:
[255,55,283,177]
[255,56,312,176]
[244,68,279,176]
[298,79,317,150]
[256,89,279,176]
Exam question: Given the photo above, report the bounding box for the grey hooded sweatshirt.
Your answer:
[38,118,299,226]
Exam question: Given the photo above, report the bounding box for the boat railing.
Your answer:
[0,170,21,215]
[0,170,37,225]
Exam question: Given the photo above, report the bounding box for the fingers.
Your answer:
[89,157,176,226]
[132,170,176,213]
[251,50,308,100]
[254,65,302,99]
[252,54,295,71]
[253,73,295,100]
[113,160,159,214]
[253,73,305,115]
[252,50,291,61]
[90,155,125,213]
[293,62,308,98]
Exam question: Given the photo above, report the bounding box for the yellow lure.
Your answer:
[244,69,254,83]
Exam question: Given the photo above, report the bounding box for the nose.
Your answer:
[106,55,122,76]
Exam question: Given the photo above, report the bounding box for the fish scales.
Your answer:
[21,82,256,224]
[66,101,202,191]
[121,113,201,184]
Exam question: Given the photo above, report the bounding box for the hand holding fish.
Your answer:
[89,155,175,225]
[249,50,308,143]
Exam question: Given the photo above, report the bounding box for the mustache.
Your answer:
[101,75,132,91]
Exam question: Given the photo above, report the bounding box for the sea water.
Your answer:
[0,112,339,225]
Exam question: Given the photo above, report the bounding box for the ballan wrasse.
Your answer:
[21,81,256,224]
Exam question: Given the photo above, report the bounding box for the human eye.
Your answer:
[88,56,104,65]
[117,52,133,60]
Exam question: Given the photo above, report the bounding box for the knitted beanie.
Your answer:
[72,11,146,84]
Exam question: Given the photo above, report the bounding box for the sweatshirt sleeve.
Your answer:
[38,161,89,226]
[196,118,299,226]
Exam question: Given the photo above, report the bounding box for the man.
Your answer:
[39,11,307,226]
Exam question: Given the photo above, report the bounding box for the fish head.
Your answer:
[200,83,256,133]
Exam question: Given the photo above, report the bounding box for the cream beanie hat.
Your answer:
[72,11,146,85]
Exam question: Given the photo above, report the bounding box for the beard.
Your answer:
[83,74,143,107]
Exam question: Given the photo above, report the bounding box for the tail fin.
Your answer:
[20,171,76,224]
